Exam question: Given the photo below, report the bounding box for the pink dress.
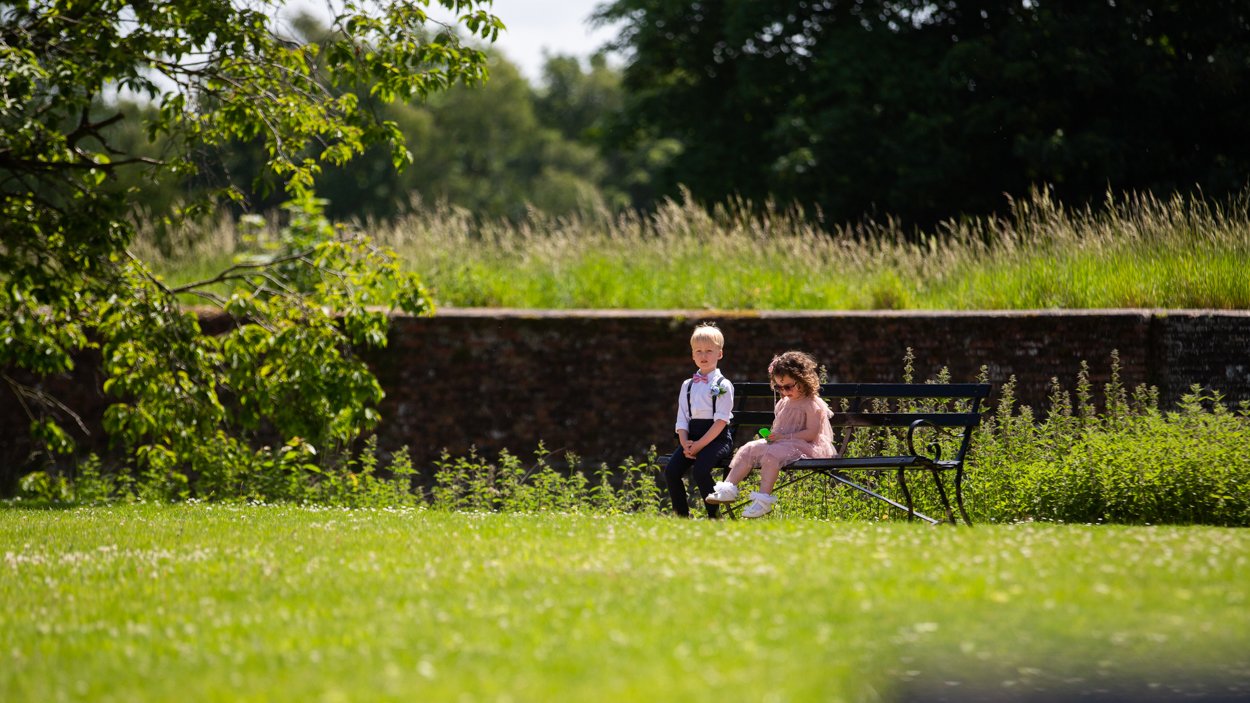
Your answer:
[729,394,836,473]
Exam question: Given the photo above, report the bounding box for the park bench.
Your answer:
[667,381,991,525]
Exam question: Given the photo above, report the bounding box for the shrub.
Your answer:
[964,362,1250,525]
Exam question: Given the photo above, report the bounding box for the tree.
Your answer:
[315,53,613,220]
[537,52,681,211]
[0,0,503,496]
[597,0,1250,227]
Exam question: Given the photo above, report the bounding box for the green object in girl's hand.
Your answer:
[758,428,770,438]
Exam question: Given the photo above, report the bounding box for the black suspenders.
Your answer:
[686,379,718,420]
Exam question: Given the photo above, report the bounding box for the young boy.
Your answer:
[664,323,735,518]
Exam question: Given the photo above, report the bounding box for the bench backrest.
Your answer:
[728,382,991,462]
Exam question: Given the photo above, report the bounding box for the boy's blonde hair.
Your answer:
[690,323,724,349]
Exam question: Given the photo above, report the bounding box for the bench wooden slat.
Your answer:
[732,410,785,426]
[789,455,933,470]
[829,412,983,428]
[730,411,983,429]
[732,382,991,400]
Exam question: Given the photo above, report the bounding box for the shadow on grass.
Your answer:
[891,662,1250,702]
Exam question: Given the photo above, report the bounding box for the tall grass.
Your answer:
[3,504,1248,702]
[140,187,1250,310]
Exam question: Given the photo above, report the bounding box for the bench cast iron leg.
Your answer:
[896,469,915,522]
[929,470,958,525]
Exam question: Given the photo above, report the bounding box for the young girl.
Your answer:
[705,350,835,518]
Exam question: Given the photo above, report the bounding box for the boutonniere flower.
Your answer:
[710,380,729,398]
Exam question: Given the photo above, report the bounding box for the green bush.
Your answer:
[959,357,1250,526]
[972,387,1250,526]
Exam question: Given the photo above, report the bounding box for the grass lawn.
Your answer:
[3,504,1248,702]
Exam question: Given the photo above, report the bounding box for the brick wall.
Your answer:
[365,308,1250,470]
[3,309,1248,482]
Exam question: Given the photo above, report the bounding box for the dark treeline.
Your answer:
[121,1,1250,230]
[597,0,1250,228]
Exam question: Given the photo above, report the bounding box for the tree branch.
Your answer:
[168,247,318,294]
[2,373,91,436]
[65,107,126,148]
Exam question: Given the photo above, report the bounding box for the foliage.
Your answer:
[363,55,610,220]
[1,1,500,485]
[18,438,668,514]
[12,196,432,497]
[597,0,1250,227]
[534,52,681,212]
[429,443,663,514]
[18,349,1250,527]
[267,47,620,221]
[3,505,1249,701]
[968,379,1250,527]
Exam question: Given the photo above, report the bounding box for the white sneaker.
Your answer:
[704,481,739,505]
[742,492,777,518]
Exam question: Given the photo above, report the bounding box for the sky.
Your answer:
[483,0,623,83]
[283,1,624,85]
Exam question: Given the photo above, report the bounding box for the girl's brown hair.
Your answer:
[767,351,821,398]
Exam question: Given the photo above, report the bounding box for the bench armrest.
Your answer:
[906,418,945,461]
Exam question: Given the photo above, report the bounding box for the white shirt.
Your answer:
[675,368,735,432]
